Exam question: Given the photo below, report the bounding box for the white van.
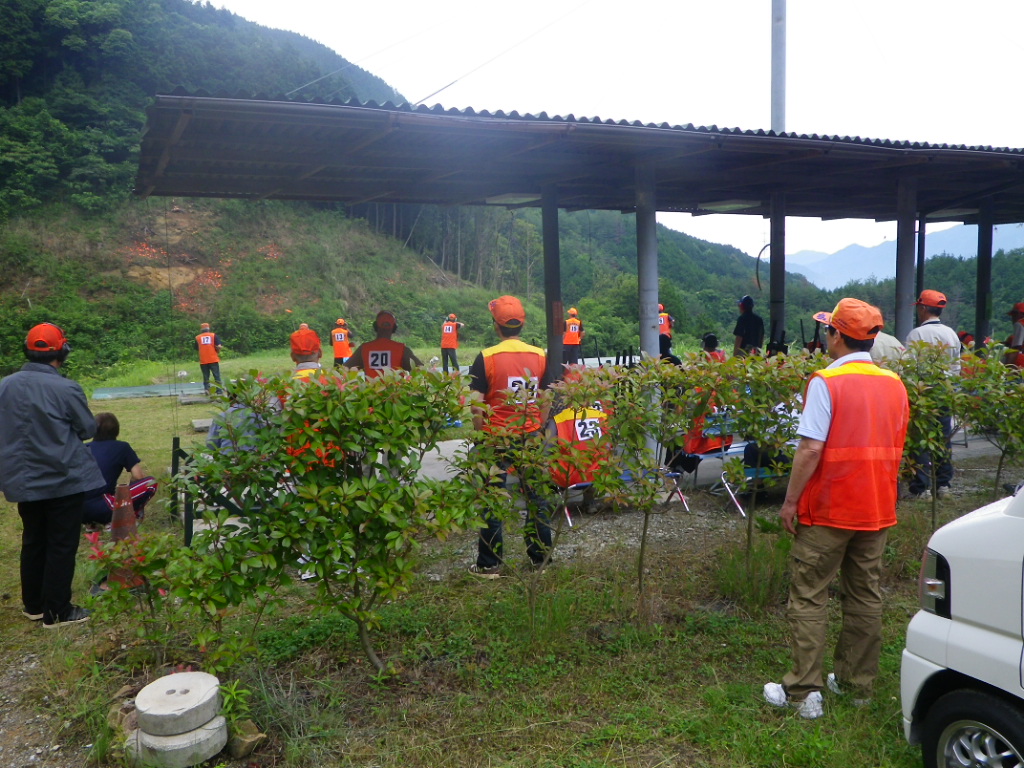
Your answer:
[901,489,1024,767]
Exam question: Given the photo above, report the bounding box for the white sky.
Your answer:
[213,0,1024,257]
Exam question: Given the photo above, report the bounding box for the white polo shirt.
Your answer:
[906,319,961,376]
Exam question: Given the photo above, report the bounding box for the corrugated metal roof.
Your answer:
[137,89,1024,225]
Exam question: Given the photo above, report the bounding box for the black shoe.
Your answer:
[1004,483,1021,496]
[42,605,91,629]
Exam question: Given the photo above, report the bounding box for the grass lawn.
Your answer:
[0,356,1015,767]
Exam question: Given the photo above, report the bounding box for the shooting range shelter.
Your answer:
[137,91,1024,377]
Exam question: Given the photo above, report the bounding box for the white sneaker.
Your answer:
[826,673,871,707]
[763,682,824,719]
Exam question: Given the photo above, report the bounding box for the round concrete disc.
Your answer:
[135,672,221,736]
[126,715,228,768]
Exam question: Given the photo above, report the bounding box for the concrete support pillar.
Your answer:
[975,200,994,347]
[769,193,786,349]
[635,166,660,359]
[542,186,563,382]
[894,178,918,341]
[915,215,926,300]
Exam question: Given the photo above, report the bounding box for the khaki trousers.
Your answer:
[782,523,887,700]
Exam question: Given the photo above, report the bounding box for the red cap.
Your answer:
[448,313,457,321]
[1007,302,1024,316]
[489,295,525,328]
[375,311,397,331]
[915,289,948,308]
[290,327,321,355]
[26,323,69,352]
[812,298,884,341]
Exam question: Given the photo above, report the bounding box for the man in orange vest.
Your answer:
[290,323,323,380]
[658,304,674,358]
[195,322,223,394]
[346,311,421,378]
[764,298,909,719]
[562,307,584,366]
[440,313,465,373]
[467,295,553,577]
[330,318,354,367]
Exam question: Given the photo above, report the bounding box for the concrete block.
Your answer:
[136,672,221,736]
[125,715,227,768]
[191,418,213,432]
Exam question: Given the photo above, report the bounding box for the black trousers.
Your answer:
[442,348,459,373]
[19,492,85,620]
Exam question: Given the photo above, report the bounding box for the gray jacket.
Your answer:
[0,362,105,503]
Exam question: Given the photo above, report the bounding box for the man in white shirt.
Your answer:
[905,289,961,497]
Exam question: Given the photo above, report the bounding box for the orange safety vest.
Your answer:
[196,332,219,364]
[331,328,352,358]
[550,406,609,488]
[481,339,547,433]
[563,318,583,346]
[706,350,726,363]
[360,338,407,378]
[658,313,673,337]
[798,361,909,531]
[441,322,460,349]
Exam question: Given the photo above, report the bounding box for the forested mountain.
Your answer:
[0,0,397,218]
[0,0,866,379]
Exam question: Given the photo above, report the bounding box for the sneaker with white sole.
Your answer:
[468,564,504,579]
[826,673,871,706]
[763,682,824,719]
[23,610,43,621]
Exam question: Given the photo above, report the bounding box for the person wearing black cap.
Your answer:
[0,323,104,627]
[733,295,765,357]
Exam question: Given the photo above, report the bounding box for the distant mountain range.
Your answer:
[788,224,1024,289]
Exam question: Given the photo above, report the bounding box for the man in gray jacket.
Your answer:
[0,323,104,627]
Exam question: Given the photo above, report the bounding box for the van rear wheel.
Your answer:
[923,690,1024,768]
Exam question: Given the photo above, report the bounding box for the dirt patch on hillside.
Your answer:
[125,264,203,291]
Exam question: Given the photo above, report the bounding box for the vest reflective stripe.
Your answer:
[798,362,909,531]
[331,329,352,357]
[441,322,459,349]
[196,333,219,364]
[551,406,608,487]
[481,339,546,433]
[563,319,582,345]
[658,313,672,337]
[360,339,407,378]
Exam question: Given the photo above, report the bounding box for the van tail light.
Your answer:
[919,548,951,618]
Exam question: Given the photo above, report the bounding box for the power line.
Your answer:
[413,0,594,106]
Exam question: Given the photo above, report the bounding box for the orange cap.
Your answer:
[375,311,397,331]
[448,313,457,321]
[200,322,210,330]
[336,318,346,325]
[568,307,578,316]
[26,323,69,352]
[915,289,947,308]
[812,298,884,341]
[290,327,321,355]
[489,295,525,328]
